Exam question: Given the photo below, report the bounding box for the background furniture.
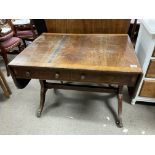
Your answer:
[128,19,140,46]
[44,19,131,34]
[32,19,47,35]
[0,69,11,97]
[33,19,131,34]
[131,20,155,104]
[0,23,21,76]
[11,19,37,47]
[34,19,138,44]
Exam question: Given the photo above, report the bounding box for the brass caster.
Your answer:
[37,109,42,118]
[116,121,123,128]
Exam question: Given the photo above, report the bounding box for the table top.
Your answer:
[9,33,142,74]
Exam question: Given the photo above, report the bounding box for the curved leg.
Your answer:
[37,80,47,117]
[18,42,22,52]
[116,86,123,128]
[22,39,27,48]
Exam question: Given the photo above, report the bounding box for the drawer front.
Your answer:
[11,67,139,86]
[71,71,138,86]
[153,48,155,57]
[12,67,71,81]
[146,60,155,78]
[139,80,155,98]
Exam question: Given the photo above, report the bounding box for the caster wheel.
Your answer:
[37,109,42,118]
[116,121,123,128]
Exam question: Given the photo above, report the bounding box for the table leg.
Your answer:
[116,85,123,128]
[37,80,47,117]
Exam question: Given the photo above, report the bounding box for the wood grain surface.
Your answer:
[146,60,155,78]
[45,19,130,34]
[140,80,155,98]
[9,33,141,73]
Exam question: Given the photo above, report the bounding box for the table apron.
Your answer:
[10,67,139,87]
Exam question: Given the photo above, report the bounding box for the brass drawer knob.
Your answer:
[25,72,30,78]
[55,73,60,79]
[81,74,85,80]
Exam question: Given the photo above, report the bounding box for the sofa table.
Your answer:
[8,33,142,127]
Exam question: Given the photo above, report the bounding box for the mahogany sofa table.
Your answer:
[8,33,142,127]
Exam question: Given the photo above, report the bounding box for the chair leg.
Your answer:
[18,42,22,52]
[1,50,10,76]
[0,70,11,97]
[22,39,27,48]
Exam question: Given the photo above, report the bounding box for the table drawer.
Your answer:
[71,71,137,86]
[12,67,71,81]
[139,80,155,98]
[146,60,155,78]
